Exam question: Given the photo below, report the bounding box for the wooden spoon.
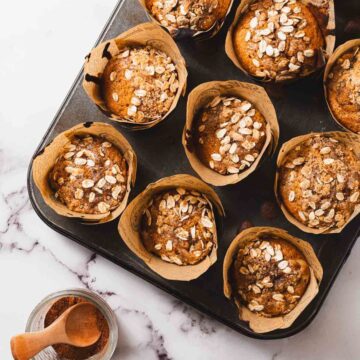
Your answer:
[10,302,101,360]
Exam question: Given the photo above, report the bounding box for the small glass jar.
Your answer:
[25,288,118,360]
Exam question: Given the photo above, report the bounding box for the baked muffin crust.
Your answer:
[326,46,360,134]
[141,188,216,265]
[49,135,128,214]
[146,0,231,33]
[232,237,310,317]
[101,46,179,123]
[194,96,267,175]
[278,135,360,231]
[233,0,324,81]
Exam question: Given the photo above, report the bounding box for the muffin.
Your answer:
[230,0,326,81]
[145,0,232,36]
[325,44,360,134]
[194,96,267,175]
[141,188,216,266]
[223,227,322,333]
[119,174,224,280]
[183,80,279,186]
[232,237,309,317]
[49,135,128,215]
[83,23,187,129]
[276,133,360,233]
[101,46,179,124]
[32,122,136,223]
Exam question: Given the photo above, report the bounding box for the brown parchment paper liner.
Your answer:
[32,122,137,224]
[225,0,335,82]
[275,131,360,234]
[118,174,225,280]
[223,226,323,333]
[323,39,360,134]
[83,23,187,130]
[138,0,234,40]
[182,80,279,186]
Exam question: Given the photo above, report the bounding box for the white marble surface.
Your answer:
[0,1,359,359]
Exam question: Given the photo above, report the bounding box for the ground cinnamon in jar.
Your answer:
[44,296,109,360]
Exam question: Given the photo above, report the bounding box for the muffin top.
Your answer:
[101,46,179,123]
[278,135,360,231]
[326,46,360,134]
[233,0,324,81]
[193,96,267,175]
[232,237,310,317]
[146,0,231,33]
[49,135,128,215]
[141,188,216,265]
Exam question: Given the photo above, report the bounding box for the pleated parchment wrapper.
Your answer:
[83,22,188,130]
[225,0,335,82]
[32,122,137,224]
[323,39,360,134]
[274,131,360,234]
[182,80,279,186]
[138,0,234,40]
[223,226,323,333]
[118,174,225,280]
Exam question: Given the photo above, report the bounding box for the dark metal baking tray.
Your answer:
[27,0,360,339]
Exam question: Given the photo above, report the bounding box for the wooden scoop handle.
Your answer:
[11,327,67,360]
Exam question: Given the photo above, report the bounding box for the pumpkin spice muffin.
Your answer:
[326,46,360,134]
[49,135,128,215]
[233,0,324,81]
[101,46,179,123]
[141,188,216,266]
[193,96,267,175]
[146,0,231,34]
[232,236,310,317]
[278,134,360,231]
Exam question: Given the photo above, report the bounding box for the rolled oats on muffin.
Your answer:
[83,23,187,129]
[143,0,233,37]
[275,132,360,234]
[49,135,128,215]
[324,40,360,134]
[232,237,309,317]
[183,81,279,186]
[226,0,335,81]
[119,174,224,280]
[194,96,267,175]
[32,123,136,223]
[223,227,322,333]
[141,188,216,266]
[102,46,179,124]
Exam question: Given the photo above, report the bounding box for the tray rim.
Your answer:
[26,0,360,340]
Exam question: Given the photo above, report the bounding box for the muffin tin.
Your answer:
[27,0,360,339]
